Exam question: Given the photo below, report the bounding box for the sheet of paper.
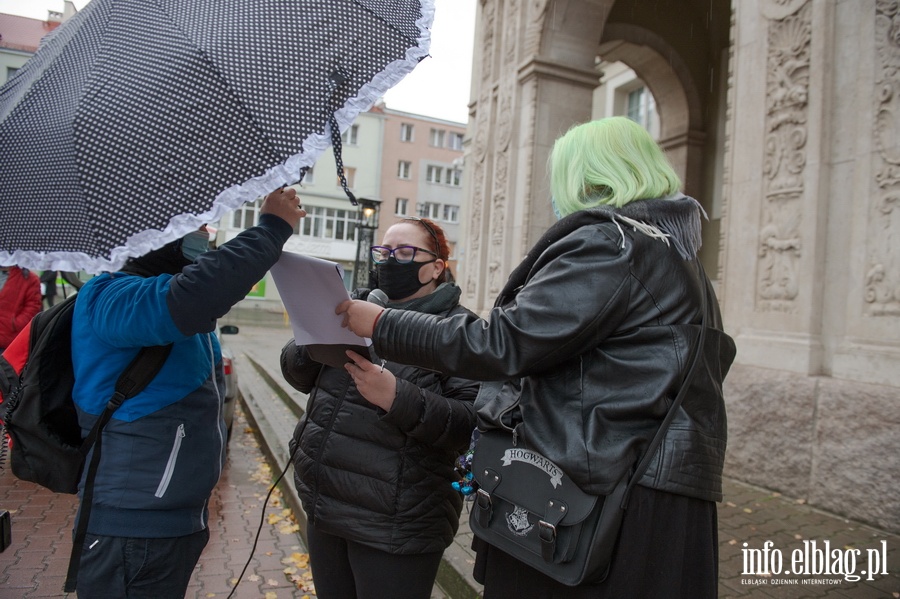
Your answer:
[270,251,372,369]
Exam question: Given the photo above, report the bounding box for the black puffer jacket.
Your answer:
[281,288,478,554]
[371,197,736,502]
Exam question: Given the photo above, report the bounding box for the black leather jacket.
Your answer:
[372,198,736,502]
[282,293,478,554]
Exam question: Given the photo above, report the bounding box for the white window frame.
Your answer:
[398,161,412,179]
[449,132,464,151]
[400,123,414,142]
[341,124,359,145]
[395,198,408,216]
[442,204,459,223]
[299,206,359,241]
[429,128,445,147]
[426,165,444,184]
[418,202,440,219]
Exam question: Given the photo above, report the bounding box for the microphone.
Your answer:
[367,288,389,307]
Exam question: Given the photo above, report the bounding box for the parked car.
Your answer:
[217,324,240,437]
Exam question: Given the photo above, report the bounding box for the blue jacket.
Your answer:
[71,215,292,537]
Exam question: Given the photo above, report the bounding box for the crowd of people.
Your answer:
[1,117,734,599]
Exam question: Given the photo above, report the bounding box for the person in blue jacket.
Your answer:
[70,187,305,598]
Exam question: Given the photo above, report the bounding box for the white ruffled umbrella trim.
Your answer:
[1,0,436,274]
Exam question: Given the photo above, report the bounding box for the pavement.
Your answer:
[1,317,898,598]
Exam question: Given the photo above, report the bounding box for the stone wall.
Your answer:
[724,364,900,533]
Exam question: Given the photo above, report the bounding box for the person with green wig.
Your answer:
[336,116,736,598]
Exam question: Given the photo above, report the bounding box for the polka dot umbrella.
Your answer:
[0,0,434,273]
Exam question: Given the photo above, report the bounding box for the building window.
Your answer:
[301,166,315,185]
[429,128,445,147]
[398,161,412,179]
[341,124,359,145]
[449,132,464,150]
[395,198,408,216]
[626,87,656,131]
[426,165,443,184]
[336,167,356,189]
[400,123,414,142]
[232,198,262,230]
[299,206,359,241]
[418,202,440,219]
[443,205,459,223]
[6,66,19,80]
[444,168,462,187]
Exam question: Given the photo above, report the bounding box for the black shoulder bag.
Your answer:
[469,271,710,587]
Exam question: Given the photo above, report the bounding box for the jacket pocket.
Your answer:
[155,423,185,498]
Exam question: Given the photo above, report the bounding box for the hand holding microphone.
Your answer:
[367,288,389,307]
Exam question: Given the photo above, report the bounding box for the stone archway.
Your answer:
[460,0,730,313]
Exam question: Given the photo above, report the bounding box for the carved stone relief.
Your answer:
[525,0,550,56]
[760,0,809,21]
[865,0,900,315]
[505,0,519,66]
[756,1,810,312]
[482,1,496,85]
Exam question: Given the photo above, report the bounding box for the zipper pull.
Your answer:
[512,424,520,446]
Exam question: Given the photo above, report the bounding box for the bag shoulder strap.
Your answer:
[64,342,173,593]
[621,263,710,509]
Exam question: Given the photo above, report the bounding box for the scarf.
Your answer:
[385,282,462,315]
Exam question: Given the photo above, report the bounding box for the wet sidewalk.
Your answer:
[0,404,315,599]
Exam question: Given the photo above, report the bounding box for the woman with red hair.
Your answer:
[281,217,479,599]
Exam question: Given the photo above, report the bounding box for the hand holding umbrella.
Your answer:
[260,187,307,229]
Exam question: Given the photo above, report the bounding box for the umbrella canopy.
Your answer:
[0,0,434,273]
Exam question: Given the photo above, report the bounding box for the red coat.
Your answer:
[0,267,42,350]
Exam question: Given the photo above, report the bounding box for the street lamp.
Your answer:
[352,198,380,290]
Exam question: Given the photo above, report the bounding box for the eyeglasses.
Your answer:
[370,245,438,264]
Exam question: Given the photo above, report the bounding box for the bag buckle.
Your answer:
[539,499,567,563]
[475,488,493,528]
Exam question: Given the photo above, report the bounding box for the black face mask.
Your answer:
[376,257,435,300]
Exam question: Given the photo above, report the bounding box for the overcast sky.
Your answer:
[0,0,476,123]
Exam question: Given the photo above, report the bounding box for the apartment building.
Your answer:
[379,108,466,276]
[0,7,69,86]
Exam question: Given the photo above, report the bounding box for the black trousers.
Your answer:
[306,520,444,599]
[473,484,719,599]
[76,528,209,599]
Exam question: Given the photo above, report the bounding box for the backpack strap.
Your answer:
[64,343,173,593]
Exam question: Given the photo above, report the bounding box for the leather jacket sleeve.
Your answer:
[373,223,631,379]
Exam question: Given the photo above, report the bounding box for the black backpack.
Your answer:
[0,293,171,591]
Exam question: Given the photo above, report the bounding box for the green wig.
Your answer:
[549,117,682,216]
